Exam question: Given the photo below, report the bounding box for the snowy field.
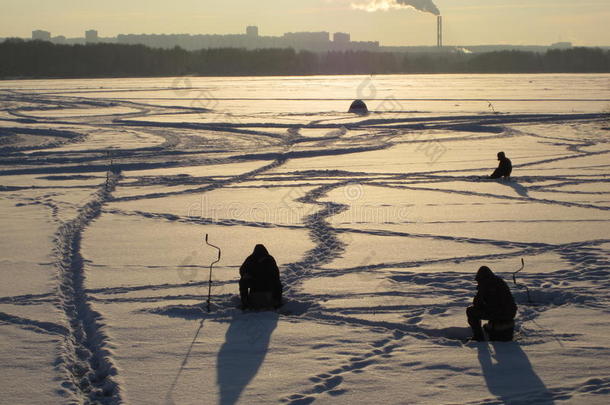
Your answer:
[0,74,609,405]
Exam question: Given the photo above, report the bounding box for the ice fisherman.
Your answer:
[489,151,512,179]
[239,244,283,309]
[467,266,517,341]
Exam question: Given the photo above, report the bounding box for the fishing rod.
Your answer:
[512,258,532,303]
[205,233,222,313]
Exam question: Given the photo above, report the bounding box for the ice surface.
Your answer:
[1,74,609,405]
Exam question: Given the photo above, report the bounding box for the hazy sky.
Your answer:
[1,0,609,46]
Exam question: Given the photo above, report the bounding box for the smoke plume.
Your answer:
[352,0,440,16]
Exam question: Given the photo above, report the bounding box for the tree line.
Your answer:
[1,38,609,78]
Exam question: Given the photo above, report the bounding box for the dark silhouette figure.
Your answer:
[239,244,282,309]
[348,99,368,114]
[467,266,517,341]
[489,151,512,179]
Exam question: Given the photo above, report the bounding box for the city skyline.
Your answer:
[25,25,582,55]
[29,26,382,53]
[2,0,610,47]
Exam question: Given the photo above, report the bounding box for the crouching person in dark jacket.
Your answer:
[489,151,512,179]
[467,266,517,341]
[239,244,283,310]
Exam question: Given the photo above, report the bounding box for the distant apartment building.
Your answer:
[333,32,350,43]
[283,31,330,43]
[246,26,259,38]
[32,30,51,41]
[282,31,330,50]
[85,30,99,43]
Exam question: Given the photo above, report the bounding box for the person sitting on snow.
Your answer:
[467,266,517,341]
[239,244,282,310]
[489,151,512,179]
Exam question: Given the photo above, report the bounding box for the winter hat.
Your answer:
[476,266,494,282]
[253,244,269,257]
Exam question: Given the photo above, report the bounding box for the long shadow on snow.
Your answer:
[217,311,279,405]
[500,179,529,198]
[478,342,555,404]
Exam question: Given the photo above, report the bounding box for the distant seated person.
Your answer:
[489,151,512,179]
[239,244,283,310]
[467,266,517,341]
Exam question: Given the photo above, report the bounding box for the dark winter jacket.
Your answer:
[490,156,512,179]
[473,266,517,320]
[239,244,282,302]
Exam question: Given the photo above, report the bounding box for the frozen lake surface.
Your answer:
[1,74,609,404]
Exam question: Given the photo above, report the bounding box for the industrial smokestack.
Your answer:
[353,1,443,46]
[437,15,442,48]
[354,1,440,15]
